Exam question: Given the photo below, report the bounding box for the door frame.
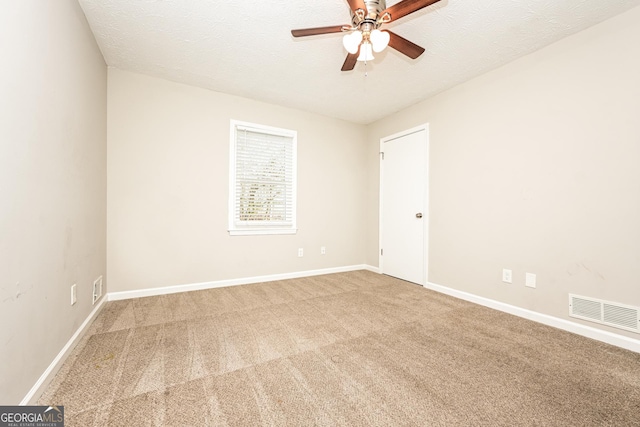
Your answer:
[379,123,430,285]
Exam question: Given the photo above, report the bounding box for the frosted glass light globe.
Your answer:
[357,41,374,61]
[342,31,363,54]
[370,29,390,53]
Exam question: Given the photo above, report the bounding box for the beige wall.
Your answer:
[3,2,638,404]
[0,1,107,403]
[107,69,368,293]
[367,6,640,338]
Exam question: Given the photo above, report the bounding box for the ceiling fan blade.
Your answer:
[346,0,367,13]
[381,0,441,22]
[291,25,346,37]
[341,52,358,71]
[387,31,425,59]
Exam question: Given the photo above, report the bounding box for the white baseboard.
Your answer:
[425,281,640,354]
[21,296,107,405]
[108,264,380,301]
[22,265,378,404]
[22,269,635,405]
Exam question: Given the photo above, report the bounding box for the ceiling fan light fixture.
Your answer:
[357,41,374,62]
[370,29,390,53]
[291,0,436,71]
[342,31,362,54]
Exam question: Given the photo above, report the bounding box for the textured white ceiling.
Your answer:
[78,0,640,124]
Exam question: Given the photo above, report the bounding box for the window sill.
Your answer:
[228,228,298,236]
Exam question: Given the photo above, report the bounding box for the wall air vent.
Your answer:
[569,294,639,333]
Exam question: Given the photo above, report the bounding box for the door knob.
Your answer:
[416,213,423,218]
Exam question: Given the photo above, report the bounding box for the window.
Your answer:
[228,120,297,235]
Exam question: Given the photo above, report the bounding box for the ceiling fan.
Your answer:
[291,0,441,71]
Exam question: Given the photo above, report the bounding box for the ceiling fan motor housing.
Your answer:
[350,0,387,29]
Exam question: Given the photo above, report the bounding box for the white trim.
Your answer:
[21,296,108,405]
[425,280,640,354]
[235,123,296,138]
[23,265,379,403]
[379,124,429,286]
[108,264,379,301]
[229,228,297,236]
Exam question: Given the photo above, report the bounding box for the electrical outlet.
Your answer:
[71,284,77,305]
[298,248,304,257]
[502,269,512,284]
[321,246,326,255]
[93,276,103,304]
[525,273,537,288]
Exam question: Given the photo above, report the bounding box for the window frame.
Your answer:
[228,120,297,236]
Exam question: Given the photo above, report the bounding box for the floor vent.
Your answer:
[569,294,639,333]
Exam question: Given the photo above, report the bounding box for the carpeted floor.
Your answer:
[38,270,640,426]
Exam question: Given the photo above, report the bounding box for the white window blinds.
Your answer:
[229,121,297,235]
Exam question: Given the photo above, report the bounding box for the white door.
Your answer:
[380,125,428,285]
